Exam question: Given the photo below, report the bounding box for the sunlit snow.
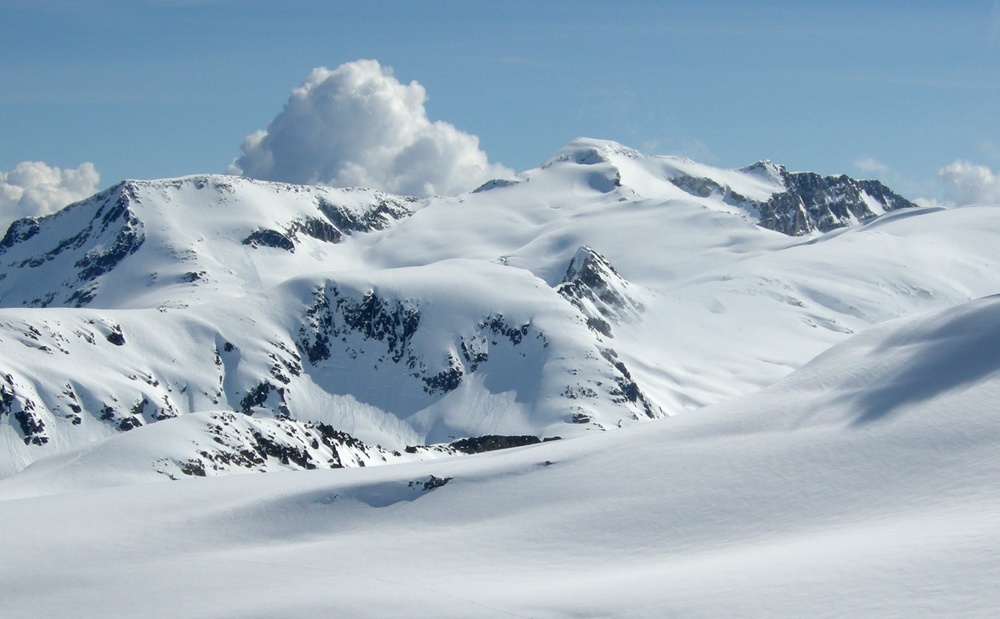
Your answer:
[0,139,998,617]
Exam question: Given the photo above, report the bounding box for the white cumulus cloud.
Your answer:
[938,160,1000,206]
[0,161,101,232]
[229,60,512,197]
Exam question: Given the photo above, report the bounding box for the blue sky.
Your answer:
[2,0,999,208]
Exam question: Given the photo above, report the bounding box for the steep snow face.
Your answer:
[1,295,998,616]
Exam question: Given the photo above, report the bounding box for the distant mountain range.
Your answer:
[0,138,990,483]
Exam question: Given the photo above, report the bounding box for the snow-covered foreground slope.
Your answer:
[1,294,998,617]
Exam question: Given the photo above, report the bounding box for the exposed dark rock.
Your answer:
[480,314,530,346]
[241,229,295,252]
[0,182,148,307]
[338,290,421,360]
[600,348,657,419]
[239,381,288,416]
[13,399,48,445]
[297,286,421,367]
[249,428,317,469]
[61,385,82,414]
[557,246,643,337]
[449,434,541,454]
[287,217,342,243]
[99,404,115,421]
[117,416,143,432]
[4,380,22,405]
[472,178,521,193]
[180,459,207,477]
[459,337,489,372]
[409,475,452,491]
[316,194,415,235]
[563,385,598,399]
[422,354,463,395]
[298,289,334,364]
[66,284,97,307]
[297,287,550,402]
[267,343,302,385]
[671,163,917,236]
[171,414,383,476]
[0,219,40,250]
[74,209,145,281]
[106,325,126,346]
[104,398,148,431]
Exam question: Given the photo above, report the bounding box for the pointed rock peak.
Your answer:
[740,160,787,184]
[557,246,644,337]
[564,246,622,285]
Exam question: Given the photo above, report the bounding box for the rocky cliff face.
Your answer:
[556,246,644,338]
[671,161,917,235]
[757,166,916,235]
[0,182,146,307]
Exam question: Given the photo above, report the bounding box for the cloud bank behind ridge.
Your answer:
[229,60,512,197]
[938,160,1000,206]
[0,161,101,232]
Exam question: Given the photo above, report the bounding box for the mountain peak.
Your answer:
[542,138,644,168]
[556,246,645,338]
[739,160,787,184]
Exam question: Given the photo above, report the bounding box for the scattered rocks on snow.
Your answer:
[409,475,452,491]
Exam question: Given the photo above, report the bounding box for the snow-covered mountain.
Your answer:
[532,139,916,235]
[2,137,1000,616]
[1,137,998,486]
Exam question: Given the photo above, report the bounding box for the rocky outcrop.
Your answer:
[0,182,145,307]
[316,193,416,235]
[556,246,644,337]
[296,284,548,401]
[670,162,917,236]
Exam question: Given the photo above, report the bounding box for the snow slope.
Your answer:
[1,294,997,617]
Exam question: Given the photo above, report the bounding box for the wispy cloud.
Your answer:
[853,157,891,176]
[229,60,512,197]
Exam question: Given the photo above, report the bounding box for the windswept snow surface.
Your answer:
[1,295,999,617]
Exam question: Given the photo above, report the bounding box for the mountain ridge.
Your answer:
[0,138,995,483]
